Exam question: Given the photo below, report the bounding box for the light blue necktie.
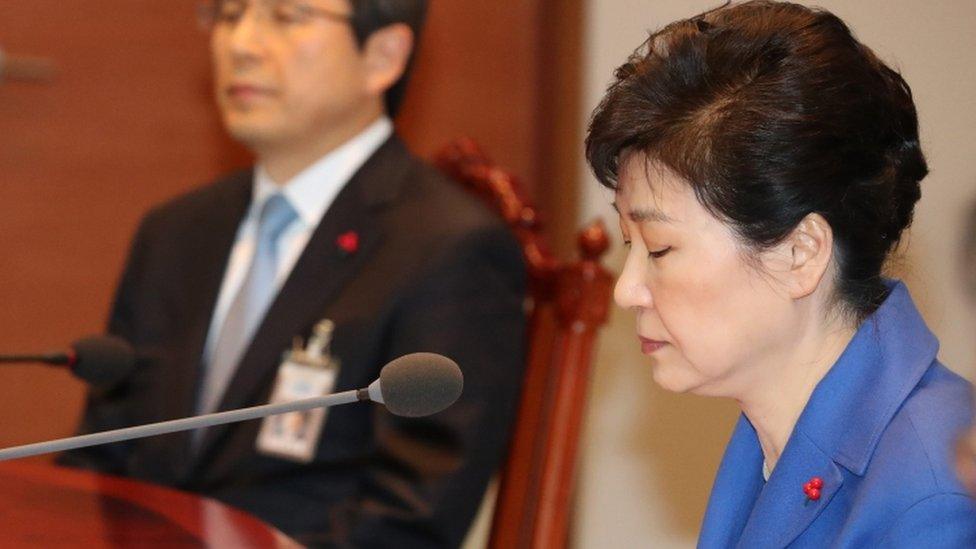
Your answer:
[197,193,298,416]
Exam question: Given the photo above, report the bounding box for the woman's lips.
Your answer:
[639,336,667,354]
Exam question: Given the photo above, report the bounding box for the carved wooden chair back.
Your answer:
[435,138,613,549]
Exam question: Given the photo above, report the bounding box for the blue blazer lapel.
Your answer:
[702,281,935,548]
[737,431,844,547]
[699,415,765,548]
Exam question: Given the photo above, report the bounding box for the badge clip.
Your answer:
[256,319,341,463]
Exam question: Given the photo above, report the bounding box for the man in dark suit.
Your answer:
[59,1,526,547]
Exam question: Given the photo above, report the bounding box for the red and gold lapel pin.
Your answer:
[803,476,824,501]
[336,230,359,255]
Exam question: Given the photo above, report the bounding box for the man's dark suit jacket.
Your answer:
[60,137,527,548]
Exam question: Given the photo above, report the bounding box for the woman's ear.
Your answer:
[782,213,834,299]
[362,23,414,96]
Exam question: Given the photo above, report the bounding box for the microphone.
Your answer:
[0,352,463,462]
[0,335,136,386]
[365,352,465,417]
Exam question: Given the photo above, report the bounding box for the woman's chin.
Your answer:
[649,361,702,394]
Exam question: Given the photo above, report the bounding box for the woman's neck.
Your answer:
[738,312,856,473]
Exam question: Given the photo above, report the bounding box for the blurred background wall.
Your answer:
[575,1,976,547]
[2,1,976,547]
[0,0,580,452]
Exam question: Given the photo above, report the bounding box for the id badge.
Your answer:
[256,320,339,463]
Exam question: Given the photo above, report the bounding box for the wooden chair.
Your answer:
[435,138,614,549]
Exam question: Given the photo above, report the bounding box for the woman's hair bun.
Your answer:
[880,139,926,250]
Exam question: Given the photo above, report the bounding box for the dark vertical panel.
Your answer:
[399,0,582,252]
[398,1,545,193]
[537,0,584,257]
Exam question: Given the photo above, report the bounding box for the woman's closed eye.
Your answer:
[648,246,672,259]
[622,239,670,259]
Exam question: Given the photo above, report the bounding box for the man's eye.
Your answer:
[215,1,247,22]
[273,3,312,23]
[648,246,671,259]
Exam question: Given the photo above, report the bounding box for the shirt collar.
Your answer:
[252,116,394,226]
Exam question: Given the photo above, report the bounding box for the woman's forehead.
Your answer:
[616,154,690,219]
[618,153,688,193]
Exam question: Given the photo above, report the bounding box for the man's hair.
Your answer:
[349,0,428,117]
[585,0,927,322]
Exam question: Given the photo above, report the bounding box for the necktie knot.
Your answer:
[258,193,298,244]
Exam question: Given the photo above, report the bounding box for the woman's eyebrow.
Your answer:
[612,202,675,223]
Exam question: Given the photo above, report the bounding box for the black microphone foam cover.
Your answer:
[379,353,463,417]
[71,335,136,386]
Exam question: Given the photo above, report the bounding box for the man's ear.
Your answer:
[778,213,834,299]
[362,23,414,96]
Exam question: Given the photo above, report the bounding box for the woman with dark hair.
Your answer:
[586,1,976,546]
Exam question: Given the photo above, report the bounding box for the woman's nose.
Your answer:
[614,251,653,310]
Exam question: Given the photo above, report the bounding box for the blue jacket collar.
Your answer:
[796,280,938,475]
[698,281,939,548]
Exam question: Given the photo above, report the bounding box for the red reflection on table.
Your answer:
[0,461,300,548]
